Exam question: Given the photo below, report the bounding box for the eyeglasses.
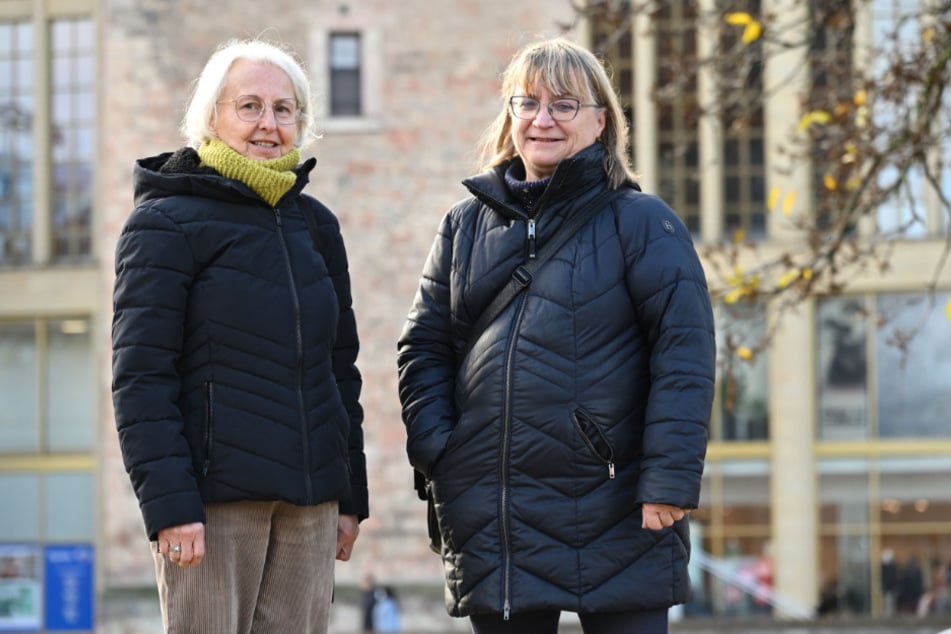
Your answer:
[216,95,302,125]
[509,96,602,122]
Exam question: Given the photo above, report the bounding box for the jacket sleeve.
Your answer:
[396,212,458,477]
[622,196,716,510]
[319,217,369,521]
[111,202,206,540]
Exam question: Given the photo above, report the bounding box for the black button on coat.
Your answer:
[398,144,716,616]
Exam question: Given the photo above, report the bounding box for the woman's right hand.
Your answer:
[158,522,205,568]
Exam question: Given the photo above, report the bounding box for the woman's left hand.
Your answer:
[335,514,360,561]
[641,503,686,530]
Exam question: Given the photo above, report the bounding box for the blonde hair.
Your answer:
[478,37,636,189]
[181,38,316,149]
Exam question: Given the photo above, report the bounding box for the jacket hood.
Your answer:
[133,147,316,208]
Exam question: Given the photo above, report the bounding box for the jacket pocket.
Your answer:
[572,408,616,479]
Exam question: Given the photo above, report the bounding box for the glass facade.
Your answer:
[597,1,951,623]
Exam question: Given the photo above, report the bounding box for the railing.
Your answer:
[689,549,817,620]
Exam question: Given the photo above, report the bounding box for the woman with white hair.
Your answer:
[112,38,367,633]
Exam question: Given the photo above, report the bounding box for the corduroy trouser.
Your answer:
[151,499,338,633]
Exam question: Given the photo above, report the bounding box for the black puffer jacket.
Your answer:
[113,148,367,541]
[397,144,715,616]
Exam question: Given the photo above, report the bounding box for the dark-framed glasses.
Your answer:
[217,95,302,125]
[509,96,602,122]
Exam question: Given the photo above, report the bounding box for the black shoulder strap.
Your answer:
[462,187,620,361]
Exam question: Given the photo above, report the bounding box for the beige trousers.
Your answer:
[152,500,338,634]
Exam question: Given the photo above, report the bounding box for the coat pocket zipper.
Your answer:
[572,408,616,479]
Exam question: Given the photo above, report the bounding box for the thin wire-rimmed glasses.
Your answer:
[216,95,302,125]
[509,96,602,122]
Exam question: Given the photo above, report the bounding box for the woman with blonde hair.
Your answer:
[398,37,716,634]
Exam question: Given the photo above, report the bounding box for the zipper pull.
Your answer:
[503,599,511,620]
[273,207,282,226]
[527,218,537,259]
[608,462,615,479]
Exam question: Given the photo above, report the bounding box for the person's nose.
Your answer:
[532,104,556,127]
[257,106,278,130]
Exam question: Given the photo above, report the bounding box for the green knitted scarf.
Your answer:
[198,138,300,206]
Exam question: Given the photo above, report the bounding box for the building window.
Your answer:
[876,292,951,438]
[51,18,95,263]
[329,32,361,116]
[817,297,868,440]
[818,291,951,440]
[819,454,951,617]
[0,16,94,268]
[715,301,769,441]
[0,318,95,453]
[592,21,635,167]
[718,0,765,241]
[693,459,772,617]
[654,3,701,235]
[0,21,34,266]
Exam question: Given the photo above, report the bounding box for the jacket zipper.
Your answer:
[526,218,536,259]
[273,207,313,501]
[500,292,530,620]
[202,381,214,477]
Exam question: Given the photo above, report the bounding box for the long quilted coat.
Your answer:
[112,148,367,541]
[397,143,716,617]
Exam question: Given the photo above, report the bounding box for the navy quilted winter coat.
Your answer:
[397,144,716,617]
[112,149,367,541]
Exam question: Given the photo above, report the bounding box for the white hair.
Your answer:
[181,38,316,149]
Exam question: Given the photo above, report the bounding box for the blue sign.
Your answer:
[44,545,94,630]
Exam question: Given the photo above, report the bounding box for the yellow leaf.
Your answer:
[777,270,800,289]
[725,12,753,25]
[802,268,813,280]
[733,228,746,244]
[742,22,762,44]
[768,187,781,210]
[737,346,754,361]
[823,174,838,191]
[726,265,745,287]
[856,105,869,128]
[946,297,951,322]
[845,175,862,190]
[724,288,745,304]
[797,110,832,132]
[923,26,936,43]
[782,191,797,216]
[853,89,867,106]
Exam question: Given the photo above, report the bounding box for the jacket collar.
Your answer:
[133,147,316,208]
[462,142,609,219]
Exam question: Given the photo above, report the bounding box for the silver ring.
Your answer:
[170,545,182,553]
